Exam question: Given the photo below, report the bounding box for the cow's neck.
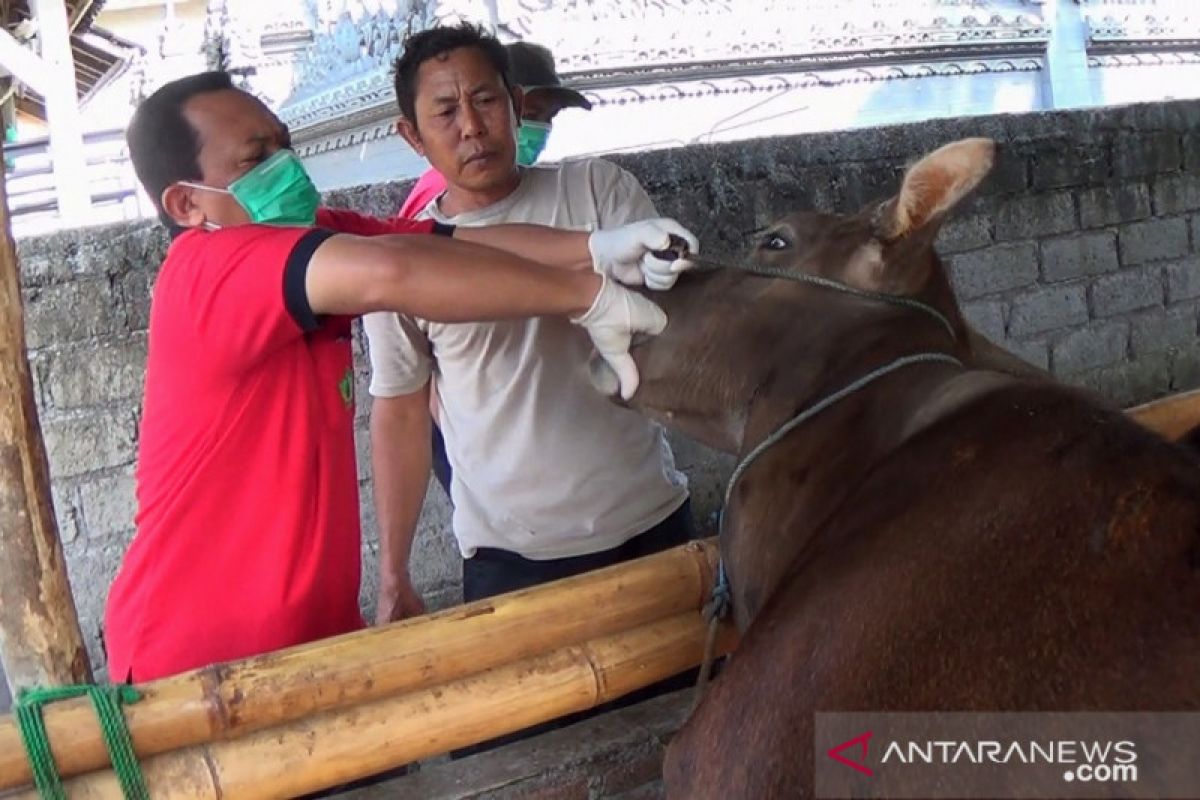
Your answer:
[720,331,974,630]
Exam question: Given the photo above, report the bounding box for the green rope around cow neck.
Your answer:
[15,683,149,800]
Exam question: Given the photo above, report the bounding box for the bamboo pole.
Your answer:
[12,611,738,800]
[0,539,720,791]
[1126,387,1200,442]
[0,140,92,698]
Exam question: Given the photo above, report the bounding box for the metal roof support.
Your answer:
[1042,0,1098,110]
[32,0,91,223]
[0,28,48,96]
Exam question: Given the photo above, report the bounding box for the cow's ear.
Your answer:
[874,137,995,241]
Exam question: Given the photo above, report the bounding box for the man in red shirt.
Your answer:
[103,71,698,683]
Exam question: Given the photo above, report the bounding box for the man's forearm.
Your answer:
[371,395,433,588]
[307,233,601,321]
[453,223,593,271]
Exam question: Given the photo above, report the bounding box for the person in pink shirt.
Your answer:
[396,40,591,220]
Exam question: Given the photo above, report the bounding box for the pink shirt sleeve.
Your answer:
[397,168,448,219]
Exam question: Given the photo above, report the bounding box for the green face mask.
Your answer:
[183,150,321,227]
[516,120,552,166]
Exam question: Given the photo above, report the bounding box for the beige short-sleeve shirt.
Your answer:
[363,159,688,559]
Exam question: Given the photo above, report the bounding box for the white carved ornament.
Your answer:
[279,0,1050,135]
[1080,0,1200,42]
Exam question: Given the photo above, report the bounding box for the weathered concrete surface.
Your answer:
[11,97,1200,678]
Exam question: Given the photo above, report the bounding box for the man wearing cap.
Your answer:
[365,21,697,669]
[396,39,591,219]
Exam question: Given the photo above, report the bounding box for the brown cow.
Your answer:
[593,139,1200,798]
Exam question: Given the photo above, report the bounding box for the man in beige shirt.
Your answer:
[363,24,701,751]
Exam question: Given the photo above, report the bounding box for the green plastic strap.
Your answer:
[15,683,150,800]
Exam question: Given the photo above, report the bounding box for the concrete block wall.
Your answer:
[16,222,167,677]
[13,98,1200,680]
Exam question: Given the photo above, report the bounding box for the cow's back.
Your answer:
[665,383,1200,799]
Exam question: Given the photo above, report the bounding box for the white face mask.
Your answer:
[177,181,228,231]
[178,180,230,195]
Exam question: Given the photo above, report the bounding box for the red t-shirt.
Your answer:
[397,167,447,219]
[103,208,442,682]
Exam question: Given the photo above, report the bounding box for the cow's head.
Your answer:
[595,137,999,454]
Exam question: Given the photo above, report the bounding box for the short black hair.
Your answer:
[392,23,511,128]
[126,71,235,226]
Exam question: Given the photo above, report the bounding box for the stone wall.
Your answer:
[12,97,1200,680]
[16,223,165,679]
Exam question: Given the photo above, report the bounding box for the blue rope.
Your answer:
[685,254,966,706]
[704,261,958,340]
[703,561,731,623]
[708,351,963,612]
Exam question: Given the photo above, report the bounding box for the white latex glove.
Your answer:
[587,218,701,291]
[571,275,667,400]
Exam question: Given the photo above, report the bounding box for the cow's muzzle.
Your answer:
[588,354,622,399]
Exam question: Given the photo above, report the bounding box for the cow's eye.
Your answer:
[761,233,790,251]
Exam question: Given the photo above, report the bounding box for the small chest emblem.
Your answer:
[338,369,354,407]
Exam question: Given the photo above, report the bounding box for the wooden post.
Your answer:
[0,137,92,699]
